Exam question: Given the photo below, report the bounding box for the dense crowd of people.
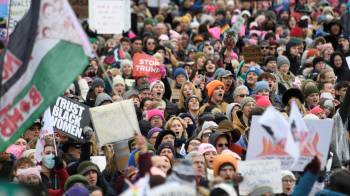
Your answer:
[1,0,350,195]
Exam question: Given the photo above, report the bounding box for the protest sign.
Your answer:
[345,56,350,69]
[150,182,196,196]
[91,156,107,171]
[247,116,333,171]
[148,0,170,8]
[133,53,162,80]
[51,96,90,140]
[90,100,140,145]
[238,160,282,195]
[34,108,54,163]
[8,0,31,34]
[242,46,264,65]
[89,0,130,34]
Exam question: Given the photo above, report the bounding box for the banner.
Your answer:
[8,0,31,34]
[238,160,282,195]
[51,96,90,140]
[133,53,162,80]
[0,0,9,41]
[90,100,140,145]
[0,0,92,151]
[247,116,333,171]
[89,0,130,34]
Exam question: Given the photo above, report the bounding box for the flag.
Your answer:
[289,100,308,142]
[34,107,54,163]
[258,107,300,164]
[0,0,92,151]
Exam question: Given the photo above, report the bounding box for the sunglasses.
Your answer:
[261,47,270,50]
[238,94,248,98]
[217,143,228,148]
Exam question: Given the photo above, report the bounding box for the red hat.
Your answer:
[290,27,303,38]
[255,95,272,108]
[206,80,225,97]
[309,105,324,115]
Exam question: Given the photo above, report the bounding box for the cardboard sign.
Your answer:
[51,96,90,139]
[89,0,130,34]
[90,100,140,145]
[242,46,264,65]
[8,0,31,34]
[133,53,162,80]
[150,182,196,196]
[246,116,333,171]
[91,156,107,171]
[238,160,282,195]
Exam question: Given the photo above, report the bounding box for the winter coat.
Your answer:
[232,110,248,136]
[275,71,295,91]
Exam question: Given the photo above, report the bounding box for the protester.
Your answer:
[1,1,350,196]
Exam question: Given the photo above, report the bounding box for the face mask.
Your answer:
[43,154,55,169]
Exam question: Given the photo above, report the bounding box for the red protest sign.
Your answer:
[133,53,162,80]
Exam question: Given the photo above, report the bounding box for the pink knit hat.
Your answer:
[255,95,272,108]
[147,109,164,121]
[198,143,217,155]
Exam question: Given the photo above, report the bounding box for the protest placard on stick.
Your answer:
[90,100,140,145]
[51,96,90,140]
[238,159,282,195]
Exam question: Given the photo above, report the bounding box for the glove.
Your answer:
[54,156,64,169]
[232,173,243,184]
[304,156,321,174]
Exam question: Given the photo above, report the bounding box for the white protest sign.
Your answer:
[150,182,196,196]
[246,116,333,171]
[51,96,90,140]
[89,0,130,34]
[238,159,282,195]
[91,156,107,171]
[35,108,54,162]
[148,0,170,8]
[8,0,31,34]
[90,100,140,145]
[345,56,350,69]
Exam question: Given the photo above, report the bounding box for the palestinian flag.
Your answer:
[0,0,92,151]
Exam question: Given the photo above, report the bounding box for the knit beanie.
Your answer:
[156,142,176,156]
[77,161,99,176]
[185,95,200,109]
[21,149,35,158]
[198,143,217,155]
[255,95,272,108]
[303,84,319,98]
[65,185,89,196]
[245,67,262,77]
[168,159,196,183]
[252,81,269,95]
[240,96,256,108]
[281,170,296,181]
[173,67,188,79]
[120,59,133,70]
[147,109,164,121]
[91,78,105,90]
[249,186,274,196]
[277,55,290,68]
[113,75,125,87]
[64,174,88,191]
[287,37,302,48]
[213,154,238,176]
[95,92,113,106]
[147,127,163,139]
[206,80,225,97]
[150,80,165,91]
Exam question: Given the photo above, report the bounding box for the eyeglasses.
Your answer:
[261,47,270,50]
[189,141,200,146]
[238,94,248,98]
[283,179,295,183]
[217,143,228,148]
